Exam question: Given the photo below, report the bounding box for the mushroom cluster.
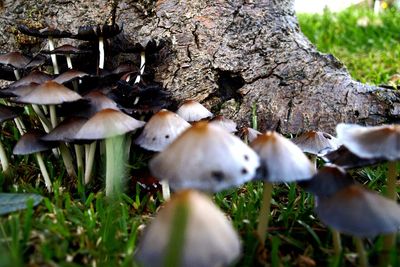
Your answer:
[1,20,400,267]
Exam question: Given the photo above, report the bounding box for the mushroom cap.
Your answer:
[149,122,259,192]
[242,127,261,143]
[72,24,122,40]
[316,184,400,238]
[336,123,400,161]
[303,165,355,198]
[0,104,24,123]
[322,145,385,169]
[210,115,237,133]
[41,117,88,142]
[135,190,241,267]
[42,44,90,55]
[52,70,89,84]
[135,109,191,152]
[0,52,31,69]
[1,82,39,98]
[74,108,145,140]
[292,130,340,155]
[16,80,82,105]
[176,100,213,122]
[251,131,316,183]
[13,131,57,155]
[8,70,52,88]
[18,25,72,38]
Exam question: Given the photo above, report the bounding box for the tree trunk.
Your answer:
[1,0,399,134]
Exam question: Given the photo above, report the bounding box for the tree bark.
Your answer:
[1,0,399,134]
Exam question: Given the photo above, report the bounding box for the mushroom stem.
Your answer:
[105,135,126,197]
[49,104,58,129]
[386,161,397,200]
[0,140,9,172]
[65,54,73,69]
[84,142,97,184]
[160,180,171,201]
[256,182,273,246]
[98,36,105,69]
[59,143,76,178]
[309,154,317,170]
[31,104,51,133]
[13,69,21,80]
[36,152,52,192]
[48,37,59,74]
[13,117,25,135]
[74,144,84,175]
[332,229,342,256]
[134,51,146,84]
[354,237,368,267]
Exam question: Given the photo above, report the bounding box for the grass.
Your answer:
[1,6,400,267]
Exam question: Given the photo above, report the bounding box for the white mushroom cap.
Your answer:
[16,81,82,105]
[135,190,241,267]
[176,100,213,122]
[292,130,341,155]
[251,131,315,182]
[135,109,191,152]
[243,127,261,143]
[74,108,145,140]
[210,115,237,133]
[316,184,400,238]
[149,122,259,192]
[336,123,400,160]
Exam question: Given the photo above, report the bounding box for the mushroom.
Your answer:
[336,123,400,258]
[72,24,122,70]
[209,115,237,133]
[149,122,259,192]
[306,165,400,267]
[135,190,241,267]
[176,100,213,122]
[74,108,145,196]
[241,127,261,144]
[250,131,316,245]
[293,130,341,168]
[0,104,24,171]
[0,51,33,80]
[13,131,57,191]
[42,44,90,70]
[18,25,72,75]
[135,109,191,199]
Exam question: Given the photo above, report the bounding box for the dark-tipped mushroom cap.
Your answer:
[316,184,400,238]
[322,145,385,169]
[13,131,57,155]
[1,82,39,98]
[135,109,191,151]
[41,117,88,142]
[72,24,122,41]
[135,190,241,267]
[210,115,237,133]
[176,100,213,122]
[149,122,259,192]
[303,165,355,198]
[17,80,82,105]
[42,44,90,55]
[336,123,400,161]
[8,70,52,88]
[74,108,145,140]
[0,104,24,123]
[52,70,89,84]
[18,25,72,38]
[0,52,31,69]
[293,130,340,155]
[250,131,316,183]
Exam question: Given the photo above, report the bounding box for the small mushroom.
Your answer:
[149,122,259,192]
[176,100,213,122]
[42,44,90,69]
[135,190,241,267]
[250,131,316,245]
[209,115,237,133]
[74,108,145,195]
[13,131,57,191]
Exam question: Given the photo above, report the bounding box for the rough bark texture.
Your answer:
[1,0,399,134]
